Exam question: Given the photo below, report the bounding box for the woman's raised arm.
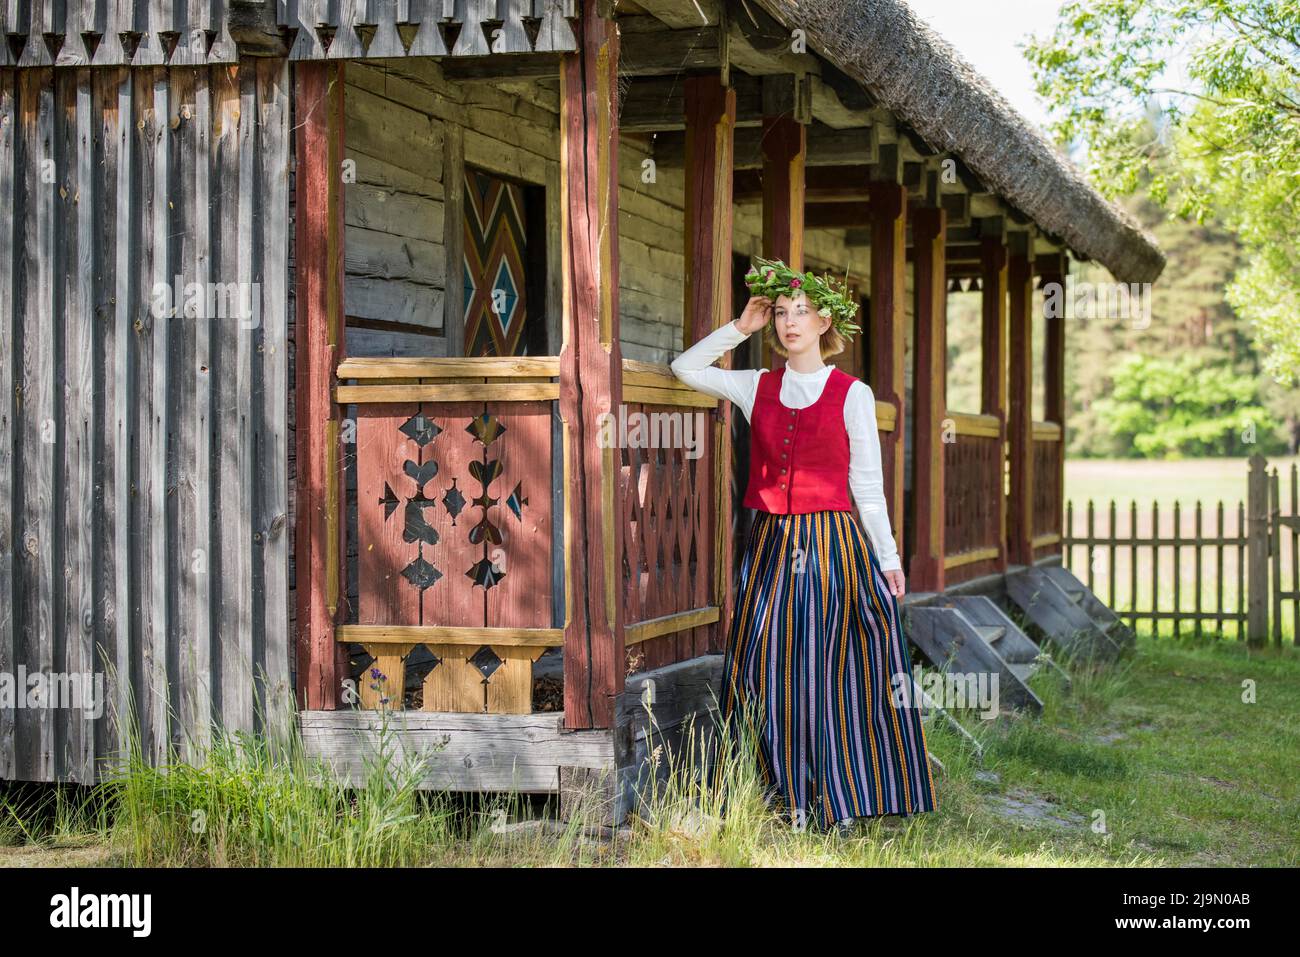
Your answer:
[669,317,766,422]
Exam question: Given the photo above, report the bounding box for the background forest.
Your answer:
[946,192,1297,460]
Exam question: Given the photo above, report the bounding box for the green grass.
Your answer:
[2,633,1297,867]
[1065,455,1299,511]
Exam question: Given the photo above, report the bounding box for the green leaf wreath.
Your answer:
[743,256,862,339]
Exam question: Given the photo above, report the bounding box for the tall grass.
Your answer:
[5,631,1293,867]
[107,703,461,867]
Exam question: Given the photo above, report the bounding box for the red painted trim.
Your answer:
[1007,248,1035,565]
[979,234,1009,571]
[560,1,622,730]
[869,180,907,554]
[760,114,805,372]
[684,74,736,656]
[910,206,947,592]
[293,61,348,710]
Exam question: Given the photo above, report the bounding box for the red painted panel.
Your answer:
[487,402,554,629]
[354,402,554,630]
[422,402,484,629]
[356,403,423,627]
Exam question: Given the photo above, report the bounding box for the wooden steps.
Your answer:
[1039,564,1137,650]
[906,595,1070,717]
[1004,566,1126,662]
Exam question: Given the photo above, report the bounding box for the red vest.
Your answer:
[743,366,855,514]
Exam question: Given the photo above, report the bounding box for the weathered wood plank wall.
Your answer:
[0,60,291,783]
[339,60,865,366]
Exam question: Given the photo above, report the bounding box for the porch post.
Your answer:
[759,76,806,369]
[909,205,947,592]
[869,157,907,554]
[760,120,804,270]
[1040,252,1067,425]
[1007,233,1035,566]
[294,61,348,711]
[979,218,1009,572]
[1040,251,1068,557]
[684,74,736,654]
[559,0,623,729]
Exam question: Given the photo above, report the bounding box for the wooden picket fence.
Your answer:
[1063,454,1298,646]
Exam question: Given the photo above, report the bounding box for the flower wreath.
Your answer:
[743,256,862,339]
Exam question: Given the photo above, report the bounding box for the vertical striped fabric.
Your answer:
[719,510,938,828]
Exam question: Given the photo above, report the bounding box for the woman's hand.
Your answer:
[734,295,774,335]
[883,568,906,598]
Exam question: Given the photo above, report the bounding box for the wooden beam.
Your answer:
[805,201,871,229]
[978,218,1009,572]
[941,191,971,227]
[299,710,614,793]
[631,0,724,28]
[334,383,561,404]
[760,115,805,269]
[735,163,872,203]
[761,73,812,124]
[979,220,1008,416]
[684,73,736,656]
[760,111,805,368]
[437,52,566,81]
[810,65,877,126]
[620,74,761,132]
[338,356,560,379]
[1007,236,1035,565]
[560,1,623,730]
[624,606,722,645]
[294,61,349,711]
[619,20,720,75]
[1041,253,1067,554]
[869,178,908,548]
[337,625,565,647]
[910,206,947,592]
[654,123,875,168]
[1039,253,1067,424]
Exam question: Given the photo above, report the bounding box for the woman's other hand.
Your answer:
[734,295,774,335]
[883,568,906,598]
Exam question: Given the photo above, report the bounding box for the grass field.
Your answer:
[1066,455,1299,511]
[1065,455,1299,642]
[3,631,1297,867]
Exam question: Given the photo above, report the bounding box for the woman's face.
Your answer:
[774,291,831,357]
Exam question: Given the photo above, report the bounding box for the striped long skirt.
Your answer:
[718,509,938,829]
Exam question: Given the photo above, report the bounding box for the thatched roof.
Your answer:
[756,0,1165,283]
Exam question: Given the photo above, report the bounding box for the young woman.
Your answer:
[670,260,937,833]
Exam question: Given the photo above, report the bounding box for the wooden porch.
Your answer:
[0,0,1162,793]
[276,2,1093,817]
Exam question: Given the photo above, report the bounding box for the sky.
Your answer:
[899,0,1069,131]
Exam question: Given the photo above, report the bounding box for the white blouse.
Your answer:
[670,320,902,573]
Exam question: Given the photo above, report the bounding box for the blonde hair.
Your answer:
[762,291,848,360]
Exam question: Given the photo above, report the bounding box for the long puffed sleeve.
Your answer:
[669,320,765,422]
[844,380,902,572]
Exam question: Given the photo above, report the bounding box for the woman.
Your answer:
[670,258,938,833]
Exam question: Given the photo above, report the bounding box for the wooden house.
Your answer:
[0,0,1163,821]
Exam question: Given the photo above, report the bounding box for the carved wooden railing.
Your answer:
[1032,420,1064,553]
[943,411,1005,582]
[0,1,579,68]
[335,356,560,714]
[619,360,722,673]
